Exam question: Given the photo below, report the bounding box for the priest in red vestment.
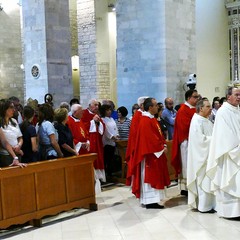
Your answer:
[81,99,106,188]
[126,96,148,185]
[171,89,198,196]
[67,104,90,155]
[127,97,170,209]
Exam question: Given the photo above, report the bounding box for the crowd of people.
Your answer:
[0,96,133,193]
[1,88,240,218]
[126,88,240,219]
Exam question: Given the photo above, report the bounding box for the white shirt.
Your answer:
[0,118,22,155]
[102,117,119,146]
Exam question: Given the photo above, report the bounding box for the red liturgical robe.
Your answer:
[67,116,89,155]
[171,104,196,175]
[125,110,143,185]
[81,109,105,170]
[127,114,170,198]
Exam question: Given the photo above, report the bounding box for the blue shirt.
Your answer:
[161,108,177,140]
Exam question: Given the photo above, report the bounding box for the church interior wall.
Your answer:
[0,0,233,109]
[0,1,24,102]
[196,0,229,101]
[165,0,196,106]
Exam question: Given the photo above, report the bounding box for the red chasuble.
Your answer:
[81,109,105,170]
[171,104,196,175]
[125,110,143,185]
[127,115,170,198]
[67,116,89,155]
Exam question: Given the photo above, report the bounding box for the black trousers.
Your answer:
[103,145,115,176]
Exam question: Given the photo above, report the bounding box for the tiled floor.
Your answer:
[2,184,240,240]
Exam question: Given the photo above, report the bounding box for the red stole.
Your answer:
[171,104,196,175]
[81,109,105,170]
[67,116,89,155]
[125,110,143,185]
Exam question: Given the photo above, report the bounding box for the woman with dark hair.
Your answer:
[115,106,131,140]
[100,104,119,177]
[37,103,63,160]
[0,99,24,167]
[130,103,139,120]
[20,106,38,163]
[155,102,168,139]
[209,97,220,123]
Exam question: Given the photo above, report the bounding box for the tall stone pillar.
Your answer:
[77,0,112,108]
[77,0,97,107]
[22,0,73,106]
[117,0,196,111]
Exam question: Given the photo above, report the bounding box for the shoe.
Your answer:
[199,209,216,214]
[146,203,164,209]
[180,190,188,197]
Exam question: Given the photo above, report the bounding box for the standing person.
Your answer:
[100,104,119,178]
[54,107,79,157]
[126,96,148,184]
[161,97,177,140]
[127,98,170,209]
[187,99,215,213]
[206,87,240,218]
[0,127,26,168]
[9,96,23,124]
[81,99,106,192]
[37,103,63,160]
[171,89,199,196]
[155,102,168,140]
[115,106,131,140]
[0,99,24,166]
[69,98,80,116]
[20,106,38,163]
[209,97,220,123]
[67,104,90,155]
[129,103,139,120]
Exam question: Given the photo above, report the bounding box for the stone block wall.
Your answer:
[23,0,73,106]
[117,0,167,112]
[0,2,23,102]
[77,0,98,107]
[117,0,196,111]
[165,0,196,105]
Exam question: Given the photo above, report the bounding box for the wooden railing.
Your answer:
[0,153,97,229]
[116,140,176,182]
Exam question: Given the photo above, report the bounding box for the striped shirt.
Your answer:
[115,118,131,140]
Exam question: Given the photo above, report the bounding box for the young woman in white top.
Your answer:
[0,99,24,167]
[100,104,119,177]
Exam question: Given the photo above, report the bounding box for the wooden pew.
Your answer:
[0,153,97,229]
[116,140,176,182]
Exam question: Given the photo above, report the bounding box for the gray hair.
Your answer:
[59,102,70,112]
[71,104,82,114]
[88,98,98,106]
[196,99,208,113]
[137,96,149,106]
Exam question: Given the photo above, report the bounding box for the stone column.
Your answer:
[77,0,97,107]
[77,0,112,108]
[0,2,23,101]
[117,0,196,111]
[22,0,73,106]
